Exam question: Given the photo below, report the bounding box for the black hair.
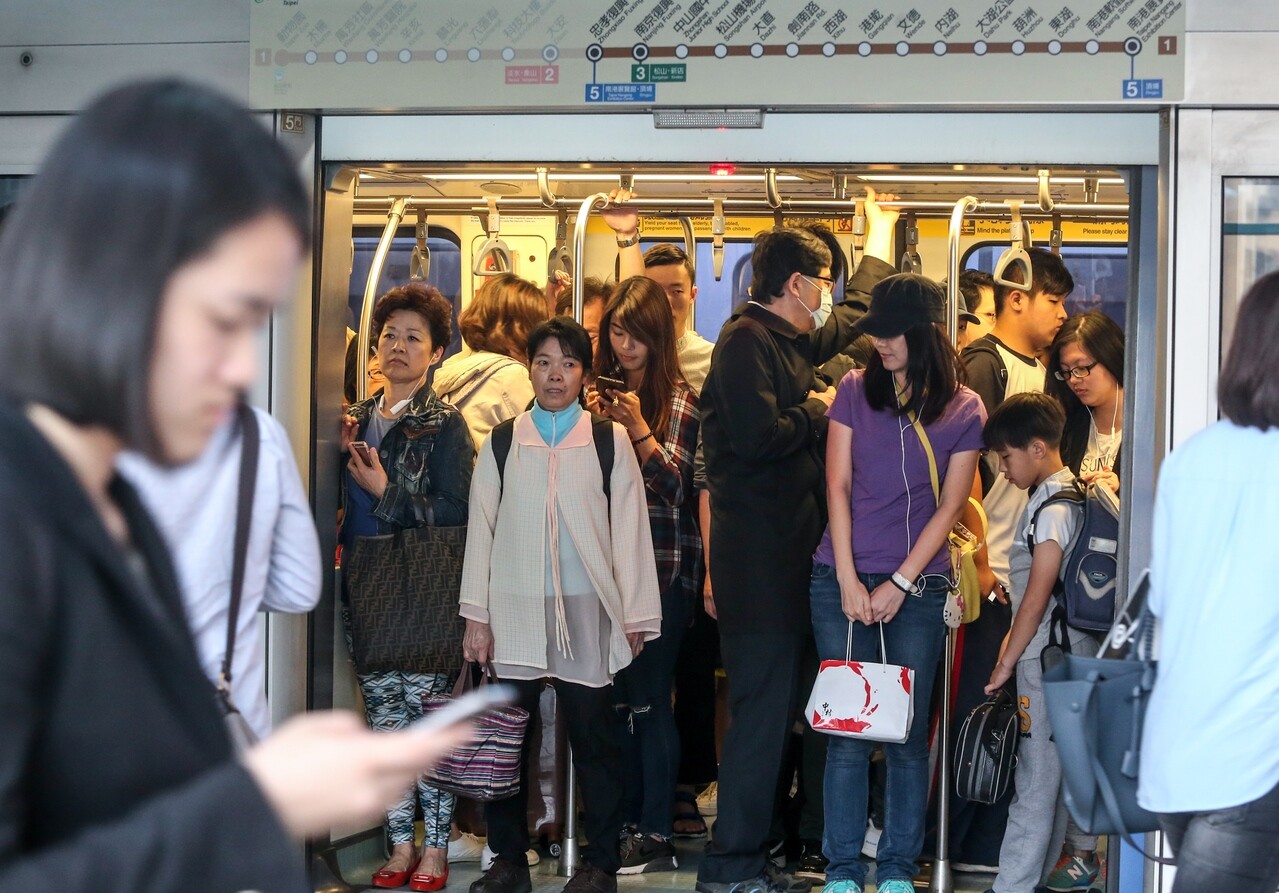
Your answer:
[798,223,847,287]
[864,323,966,425]
[371,281,453,354]
[1045,310,1126,472]
[642,243,697,287]
[984,391,1066,451]
[554,276,610,317]
[750,228,832,303]
[959,269,995,314]
[1219,270,1279,430]
[993,247,1075,316]
[527,316,594,374]
[0,80,310,458]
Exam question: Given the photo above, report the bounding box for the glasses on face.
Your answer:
[805,274,835,288]
[979,311,997,323]
[1054,361,1099,381]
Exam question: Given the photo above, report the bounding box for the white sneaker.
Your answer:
[860,821,881,859]
[480,845,541,871]
[696,782,719,817]
[448,832,486,863]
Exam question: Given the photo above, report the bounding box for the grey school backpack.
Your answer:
[1026,480,1121,633]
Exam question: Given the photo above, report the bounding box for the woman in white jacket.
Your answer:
[433,273,549,450]
[460,317,662,893]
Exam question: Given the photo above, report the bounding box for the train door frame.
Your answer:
[308,110,1170,884]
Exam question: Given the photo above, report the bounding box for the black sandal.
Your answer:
[672,790,708,838]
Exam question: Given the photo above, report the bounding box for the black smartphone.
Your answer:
[350,441,374,466]
[595,375,628,395]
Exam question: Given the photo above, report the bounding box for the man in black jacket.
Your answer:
[696,208,896,893]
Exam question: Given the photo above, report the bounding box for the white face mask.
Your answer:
[799,276,834,329]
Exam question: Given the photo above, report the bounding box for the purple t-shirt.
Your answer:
[814,370,987,575]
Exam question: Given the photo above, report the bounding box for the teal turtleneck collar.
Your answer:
[530,399,583,447]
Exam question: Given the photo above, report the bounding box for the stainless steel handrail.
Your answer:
[356,197,407,402]
[571,192,612,324]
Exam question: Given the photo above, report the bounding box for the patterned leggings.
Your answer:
[341,604,456,848]
[358,669,456,848]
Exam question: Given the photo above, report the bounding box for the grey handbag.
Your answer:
[1041,571,1174,864]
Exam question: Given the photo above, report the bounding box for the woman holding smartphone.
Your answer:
[340,282,475,891]
[588,276,701,874]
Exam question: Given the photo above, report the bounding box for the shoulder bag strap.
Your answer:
[221,403,260,692]
[908,410,942,507]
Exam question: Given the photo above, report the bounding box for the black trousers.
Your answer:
[1161,776,1279,893]
[485,676,624,874]
[697,631,806,884]
[674,602,721,786]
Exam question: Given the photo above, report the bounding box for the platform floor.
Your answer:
[341,830,999,893]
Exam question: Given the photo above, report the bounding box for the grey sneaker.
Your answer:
[762,863,814,893]
[617,832,678,875]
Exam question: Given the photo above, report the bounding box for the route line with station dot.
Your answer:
[273,35,1147,67]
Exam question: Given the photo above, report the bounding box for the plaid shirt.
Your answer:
[638,383,702,595]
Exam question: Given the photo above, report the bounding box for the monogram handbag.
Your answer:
[421,662,530,800]
[344,524,468,675]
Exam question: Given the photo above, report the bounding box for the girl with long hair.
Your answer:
[589,275,701,874]
[1044,310,1125,495]
[809,274,986,893]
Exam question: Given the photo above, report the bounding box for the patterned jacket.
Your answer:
[637,382,701,596]
[345,384,475,531]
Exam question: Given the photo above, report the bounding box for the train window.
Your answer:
[1222,178,1279,351]
[641,238,847,343]
[963,244,1129,331]
[348,227,463,359]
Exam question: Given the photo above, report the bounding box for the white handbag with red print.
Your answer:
[806,622,915,744]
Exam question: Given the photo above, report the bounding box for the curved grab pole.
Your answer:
[945,196,979,345]
[537,166,556,208]
[933,194,977,893]
[1038,168,1056,212]
[765,167,782,209]
[572,192,613,327]
[357,197,407,402]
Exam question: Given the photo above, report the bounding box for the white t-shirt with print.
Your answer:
[1079,422,1122,477]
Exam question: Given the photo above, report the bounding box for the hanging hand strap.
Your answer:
[220,403,260,694]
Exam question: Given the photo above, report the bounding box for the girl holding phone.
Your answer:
[588,276,701,874]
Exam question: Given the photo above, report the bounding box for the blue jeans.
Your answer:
[809,562,948,886]
[1161,775,1279,893]
[614,580,691,837]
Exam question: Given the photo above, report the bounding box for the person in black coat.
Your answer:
[0,80,472,893]
[695,196,897,893]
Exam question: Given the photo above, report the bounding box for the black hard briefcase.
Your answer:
[954,686,1020,804]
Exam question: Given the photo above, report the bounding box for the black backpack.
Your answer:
[960,337,1008,494]
[1026,480,1121,633]
[954,687,1020,804]
[489,415,615,508]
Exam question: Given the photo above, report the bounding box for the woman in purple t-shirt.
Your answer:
[809,274,986,893]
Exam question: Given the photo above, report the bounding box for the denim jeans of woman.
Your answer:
[809,562,948,887]
[1160,775,1279,893]
[615,580,691,836]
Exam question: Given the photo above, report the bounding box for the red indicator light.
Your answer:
[709,163,736,176]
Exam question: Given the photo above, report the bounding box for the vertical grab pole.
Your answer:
[679,216,698,330]
[356,198,407,402]
[933,195,978,893]
[571,192,612,324]
[560,191,609,879]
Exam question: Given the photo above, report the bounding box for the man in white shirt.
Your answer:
[118,405,323,739]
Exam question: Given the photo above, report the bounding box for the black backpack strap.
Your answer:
[492,414,613,509]
[221,403,259,692]
[590,416,615,507]
[491,418,515,499]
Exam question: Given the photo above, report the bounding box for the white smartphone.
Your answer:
[409,684,518,736]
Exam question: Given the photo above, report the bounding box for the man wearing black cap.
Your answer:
[696,201,897,893]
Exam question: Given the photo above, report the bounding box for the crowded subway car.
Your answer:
[3,3,1279,893]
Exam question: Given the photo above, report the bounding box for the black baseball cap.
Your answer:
[957,287,982,325]
[857,273,948,338]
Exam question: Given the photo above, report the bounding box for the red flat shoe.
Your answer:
[409,865,448,892]
[371,867,413,888]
